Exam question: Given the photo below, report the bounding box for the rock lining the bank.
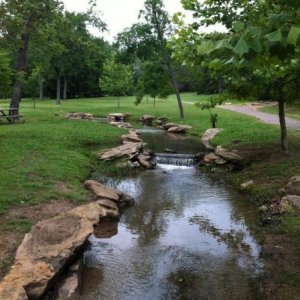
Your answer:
[98,130,155,169]
[0,182,134,300]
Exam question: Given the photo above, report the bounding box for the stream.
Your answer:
[78,129,264,299]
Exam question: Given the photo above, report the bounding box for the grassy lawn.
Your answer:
[0,93,300,283]
[0,92,299,215]
[261,103,300,121]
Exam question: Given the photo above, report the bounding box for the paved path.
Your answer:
[219,104,300,130]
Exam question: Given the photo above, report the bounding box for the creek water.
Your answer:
[79,129,263,300]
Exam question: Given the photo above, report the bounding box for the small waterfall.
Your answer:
[154,153,199,167]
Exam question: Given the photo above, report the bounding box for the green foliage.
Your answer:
[1,216,33,233]
[0,51,11,97]
[100,60,133,97]
[195,96,224,128]
[135,59,172,105]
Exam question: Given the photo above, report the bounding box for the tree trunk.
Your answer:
[278,87,288,153]
[164,56,184,119]
[10,16,31,115]
[56,76,61,105]
[63,75,68,100]
[39,75,44,101]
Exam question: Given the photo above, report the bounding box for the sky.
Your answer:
[62,0,193,41]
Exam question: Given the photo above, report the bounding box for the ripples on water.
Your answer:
[79,131,263,300]
[81,169,262,299]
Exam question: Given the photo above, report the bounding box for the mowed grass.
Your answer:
[0,92,299,214]
[261,103,300,121]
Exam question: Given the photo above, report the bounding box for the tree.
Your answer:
[180,0,300,153]
[99,60,133,108]
[0,0,63,114]
[195,97,224,128]
[135,59,173,107]
[0,51,12,97]
[139,0,185,118]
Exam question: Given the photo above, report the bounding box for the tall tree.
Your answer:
[100,59,133,109]
[136,59,173,107]
[0,51,12,97]
[180,0,300,153]
[0,0,62,114]
[140,0,185,118]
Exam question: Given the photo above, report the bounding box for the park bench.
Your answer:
[0,108,24,125]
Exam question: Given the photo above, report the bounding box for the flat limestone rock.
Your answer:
[0,202,110,300]
[204,153,219,163]
[109,122,132,129]
[137,154,152,169]
[85,180,120,201]
[98,142,142,161]
[122,131,142,143]
[167,126,186,134]
[215,146,242,163]
[240,180,255,190]
[163,122,178,130]
[97,198,119,211]
[201,128,223,150]
[281,195,300,213]
[285,176,300,196]
[66,113,93,120]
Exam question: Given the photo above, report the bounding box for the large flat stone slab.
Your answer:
[98,142,142,161]
[0,202,110,300]
[201,128,223,150]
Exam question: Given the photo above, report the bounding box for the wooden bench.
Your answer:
[0,108,24,124]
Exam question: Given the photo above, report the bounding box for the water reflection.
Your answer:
[82,166,262,300]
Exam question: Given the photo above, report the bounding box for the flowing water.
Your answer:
[79,130,263,300]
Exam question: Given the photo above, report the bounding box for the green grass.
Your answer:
[0,92,299,215]
[1,216,33,233]
[261,104,300,121]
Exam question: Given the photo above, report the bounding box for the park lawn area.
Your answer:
[0,92,299,214]
[261,103,300,121]
[1,92,300,278]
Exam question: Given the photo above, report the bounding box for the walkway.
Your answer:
[219,104,300,130]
